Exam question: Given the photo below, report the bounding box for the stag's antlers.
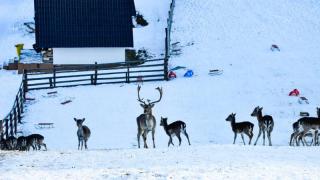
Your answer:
[150,87,163,104]
[137,85,163,105]
[137,85,146,105]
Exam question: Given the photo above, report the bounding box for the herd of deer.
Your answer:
[134,85,320,148]
[1,86,319,151]
[0,133,47,151]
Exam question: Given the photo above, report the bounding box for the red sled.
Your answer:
[289,89,300,96]
[168,71,177,79]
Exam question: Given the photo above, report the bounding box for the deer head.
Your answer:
[251,106,262,117]
[226,113,236,122]
[137,85,163,114]
[74,118,85,128]
[160,117,168,126]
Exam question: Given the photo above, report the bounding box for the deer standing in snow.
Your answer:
[26,134,47,151]
[290,107,320,146]
[160,117,191,147]
[225,113,254,145]
[74,118,91,150]
[136,85,163,148]
[251,106,274,146]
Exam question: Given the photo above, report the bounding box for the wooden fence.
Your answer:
[24,58,169,91]
[1,82,25,139]
[165,0,176,58]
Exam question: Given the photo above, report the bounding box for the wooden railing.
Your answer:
[1,82,25,139]
[24,58,169,91]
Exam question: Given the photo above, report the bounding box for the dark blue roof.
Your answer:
[34,0,136,48]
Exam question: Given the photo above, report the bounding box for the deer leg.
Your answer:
[248,131,254,145]
[42,143,47,151]
[267,131,272,146]
[137,129,141,148]
[78,137,80,150]
[85,139,88,149]
[262,131,266,146]
[244,129,253,145]
[176,133,182,146]
[152,129,156,148]
[183,130,191,145]
[82,139,84,150]
[254,129,262,146]
[233,133,237,144]
[289,132,295,146]
[302,131,309,146]
[241,133,245,145]
[142,132,148,149]
[313,131,318,146]
[168,135,174,147]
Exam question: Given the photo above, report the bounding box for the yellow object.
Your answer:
[15,43,24,61]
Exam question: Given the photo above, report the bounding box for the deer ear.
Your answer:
[150,104,155,108]
[234,113,236,116]
[140,104,144,108]
[74,118,77,121]
[82,118,85,122]
[260,107,263,110]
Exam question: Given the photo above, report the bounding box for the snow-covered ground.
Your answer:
[1,145,320,179]
[1,0,320,179]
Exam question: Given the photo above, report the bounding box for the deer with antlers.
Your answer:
[136,85,163,148]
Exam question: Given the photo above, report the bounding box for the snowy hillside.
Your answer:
[20,0,320,148]
[1,0,320,179]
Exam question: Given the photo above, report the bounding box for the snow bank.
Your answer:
[1,145,320,179]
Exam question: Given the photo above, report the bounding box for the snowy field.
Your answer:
[1,145,320,179]
[1,0,320,179]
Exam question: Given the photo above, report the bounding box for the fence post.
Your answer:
[165,28,169,59]
[9,114,13,136]
[94,62,98,85]
[23,70,28,96]
[16,95,21,123]
[53,66,56,87]
[49,78,53,87]
[5,119,9,138]
[126,64,130,83]
[13,108,17,134]
[20,89,24,114]
[164,58,169,81]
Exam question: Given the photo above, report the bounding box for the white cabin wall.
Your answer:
[53,48,126,64]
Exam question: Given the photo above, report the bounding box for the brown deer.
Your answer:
[290,107,320,146]
[295,109,320,146]
[136,85,163,148]
[289,121,301,146]
[26,134,47,151]
[160,117,191,147]
[251,106,274,146]
[225,113,254,145]
[74,118,91,150]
